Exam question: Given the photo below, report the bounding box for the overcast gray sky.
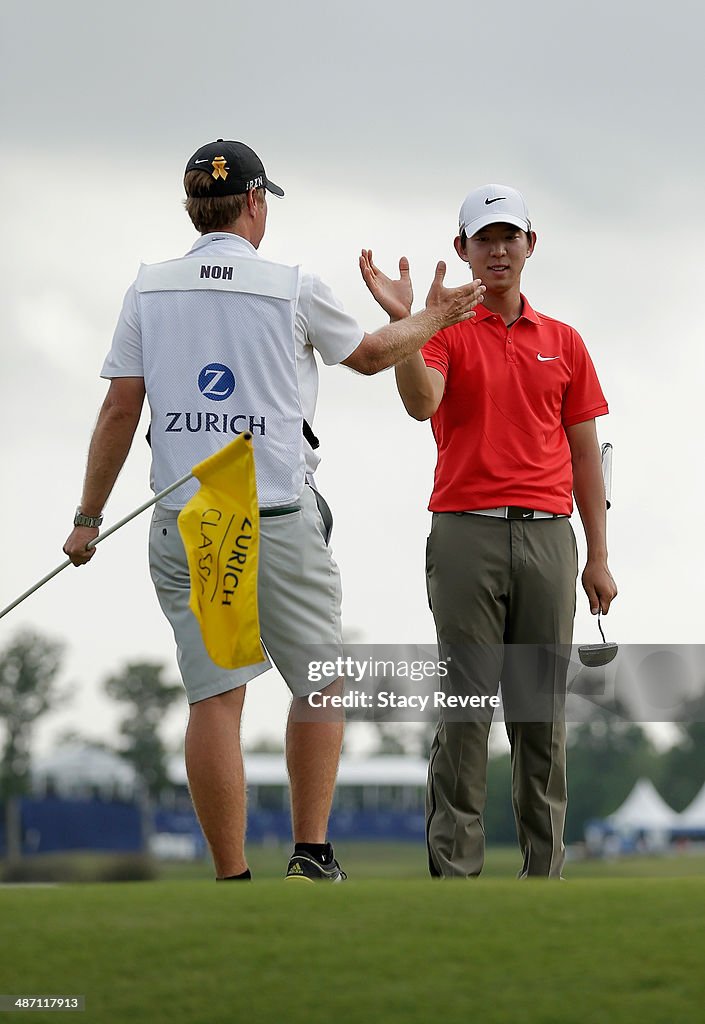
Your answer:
[1,0,703,756]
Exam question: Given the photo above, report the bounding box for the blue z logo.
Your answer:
[198,363,236,401]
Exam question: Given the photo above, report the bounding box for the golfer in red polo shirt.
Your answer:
[360,185,617,878]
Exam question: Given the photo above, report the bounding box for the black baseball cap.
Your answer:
[184,140,284,198]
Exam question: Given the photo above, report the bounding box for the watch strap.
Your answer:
[74,508,104,529]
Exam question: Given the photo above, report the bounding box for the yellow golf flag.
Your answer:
[177,434,264,670]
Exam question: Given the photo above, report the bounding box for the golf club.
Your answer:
[578,611,618,667]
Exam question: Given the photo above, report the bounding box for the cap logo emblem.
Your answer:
[211,157,228,181]
[484,197,506,205]
[246,175,264,190]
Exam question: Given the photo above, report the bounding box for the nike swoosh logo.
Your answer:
[522,512,532,518]
[485,197,506,204]
[194,159,209,164]
[537,354,559,361]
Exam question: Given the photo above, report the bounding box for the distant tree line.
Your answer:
[2,630,705,849]
[371,702,705,845]
[0,629,182,857]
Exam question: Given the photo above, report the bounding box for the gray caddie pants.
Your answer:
[425,512,578,878]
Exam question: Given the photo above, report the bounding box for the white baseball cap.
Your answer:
[458,184,531,238]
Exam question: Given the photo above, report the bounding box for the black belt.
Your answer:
[259,504,301,518]
[505,506,562,520]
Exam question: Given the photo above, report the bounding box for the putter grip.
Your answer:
[601,442,613,510]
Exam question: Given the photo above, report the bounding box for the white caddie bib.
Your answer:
[136,252,304,509]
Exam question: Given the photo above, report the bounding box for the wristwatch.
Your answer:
[74,508,104,529]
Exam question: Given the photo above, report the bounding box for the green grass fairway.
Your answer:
[2,879,704,1024]
[158,841,705,881]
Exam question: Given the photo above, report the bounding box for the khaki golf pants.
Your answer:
[425,513,578,878]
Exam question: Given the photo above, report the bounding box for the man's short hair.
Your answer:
[183,171,264,234]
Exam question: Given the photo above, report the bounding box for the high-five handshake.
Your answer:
[341,252,484,376]
[360,249,485,327]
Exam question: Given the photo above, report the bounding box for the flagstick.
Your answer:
[0,470,194,622]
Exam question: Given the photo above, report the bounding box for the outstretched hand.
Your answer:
[425,261,485,328]
[359,250,413,322]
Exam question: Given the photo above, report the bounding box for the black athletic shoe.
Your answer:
[285,851,347,882]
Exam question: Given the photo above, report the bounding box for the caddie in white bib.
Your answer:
[136,253,305,509]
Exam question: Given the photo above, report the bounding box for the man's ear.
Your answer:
[526,230,537,257]
[454,235,471,263]
[246,188,261,217]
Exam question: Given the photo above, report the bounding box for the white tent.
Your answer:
[606,778,680,831]
[32,744,137,799]
[675,782,705,830]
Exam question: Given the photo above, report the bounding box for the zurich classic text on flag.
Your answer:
[177,434,264,670]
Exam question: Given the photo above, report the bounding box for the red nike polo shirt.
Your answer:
[421,296,608,515]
